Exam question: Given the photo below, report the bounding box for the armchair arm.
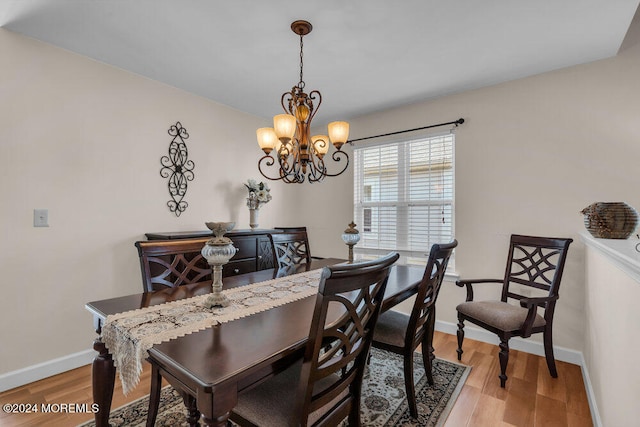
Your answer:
[455,279,503,302]
[519,295,559,338]
[519,295,558,308]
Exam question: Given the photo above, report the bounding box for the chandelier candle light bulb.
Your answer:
[256,127,278,154]
[274,114,296,141]
[328,121,349,149]
[256,20,350,184]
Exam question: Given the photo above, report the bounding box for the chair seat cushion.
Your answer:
[232,359,347,426]
[373,309,409,348]
[456,300,546,332]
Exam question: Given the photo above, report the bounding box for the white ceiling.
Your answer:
[1,1,638,126]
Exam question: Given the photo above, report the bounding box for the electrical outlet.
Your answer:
[34,209,49,227]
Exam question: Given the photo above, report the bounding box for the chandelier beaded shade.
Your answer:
[256,20,350,184]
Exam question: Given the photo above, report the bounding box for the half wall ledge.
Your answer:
[581,231,640,283]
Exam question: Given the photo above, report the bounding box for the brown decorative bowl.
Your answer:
[581,202,638,239]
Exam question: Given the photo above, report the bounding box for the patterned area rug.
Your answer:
[79,347,470,427]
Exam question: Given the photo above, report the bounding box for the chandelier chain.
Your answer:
[298,34,305,89]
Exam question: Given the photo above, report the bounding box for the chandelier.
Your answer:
[256,20,350,184]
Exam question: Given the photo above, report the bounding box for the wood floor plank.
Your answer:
[537,357,567,402]
[535,394,568,427]
[468,393,507,426]
[566,411,593,427]
[562,361,591,420]
[522,351,540,384]
[509,347,527,380]
[502,377,537,426]
[443,384,481,427]
[0,332,592,427]
[482,357,512,400]
[464,351,495,389]
[433,333,459,359]
[509,348,538,384]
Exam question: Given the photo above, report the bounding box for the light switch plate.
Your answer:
[34,209,49,227]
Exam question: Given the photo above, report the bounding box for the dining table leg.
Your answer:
[197,383,237,427]
[201,413,231,427]
[92,337,115,427]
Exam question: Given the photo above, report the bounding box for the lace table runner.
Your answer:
[102,269,323,395]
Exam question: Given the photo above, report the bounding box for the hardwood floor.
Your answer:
[0,332,593,426]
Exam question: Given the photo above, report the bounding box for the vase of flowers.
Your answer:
[245,179,272,229]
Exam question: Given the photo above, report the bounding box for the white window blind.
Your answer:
[353,133,455,267]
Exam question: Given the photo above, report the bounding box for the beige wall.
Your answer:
[302,14,640,356]
[584,243,640,427]
[0,29,297,375]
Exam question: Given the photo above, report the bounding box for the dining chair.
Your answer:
[134,237,212,292]
[455,234,572,387]
[229,252,400,427]
[371,240,457,418]
[270,230,312,277]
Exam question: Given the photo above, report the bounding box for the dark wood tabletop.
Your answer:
[85,258,425,427]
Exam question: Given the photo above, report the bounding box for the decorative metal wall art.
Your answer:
[160,122,195,217]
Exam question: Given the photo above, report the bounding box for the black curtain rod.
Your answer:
[348,118,464,144]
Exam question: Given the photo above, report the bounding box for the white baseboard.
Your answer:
[575,352,603,427]
[435,320,601,426]
[0,349,95,392]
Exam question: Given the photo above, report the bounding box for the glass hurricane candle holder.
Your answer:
[341,222,361,264]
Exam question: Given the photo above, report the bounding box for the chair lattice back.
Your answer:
[135,238,212,292]
[408,240,457,349]
[270,231,311,277]
[501,235,572,304]
[296,252,399,426]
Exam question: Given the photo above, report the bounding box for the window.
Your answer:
[353,132,455,268]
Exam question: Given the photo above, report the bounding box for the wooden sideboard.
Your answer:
[145,229,279,278]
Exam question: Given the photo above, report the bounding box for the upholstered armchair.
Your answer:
[455,234,572,387]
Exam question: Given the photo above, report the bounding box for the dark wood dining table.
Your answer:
[85,258,425,427]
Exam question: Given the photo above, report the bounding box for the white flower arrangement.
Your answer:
[245,179,272,204]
